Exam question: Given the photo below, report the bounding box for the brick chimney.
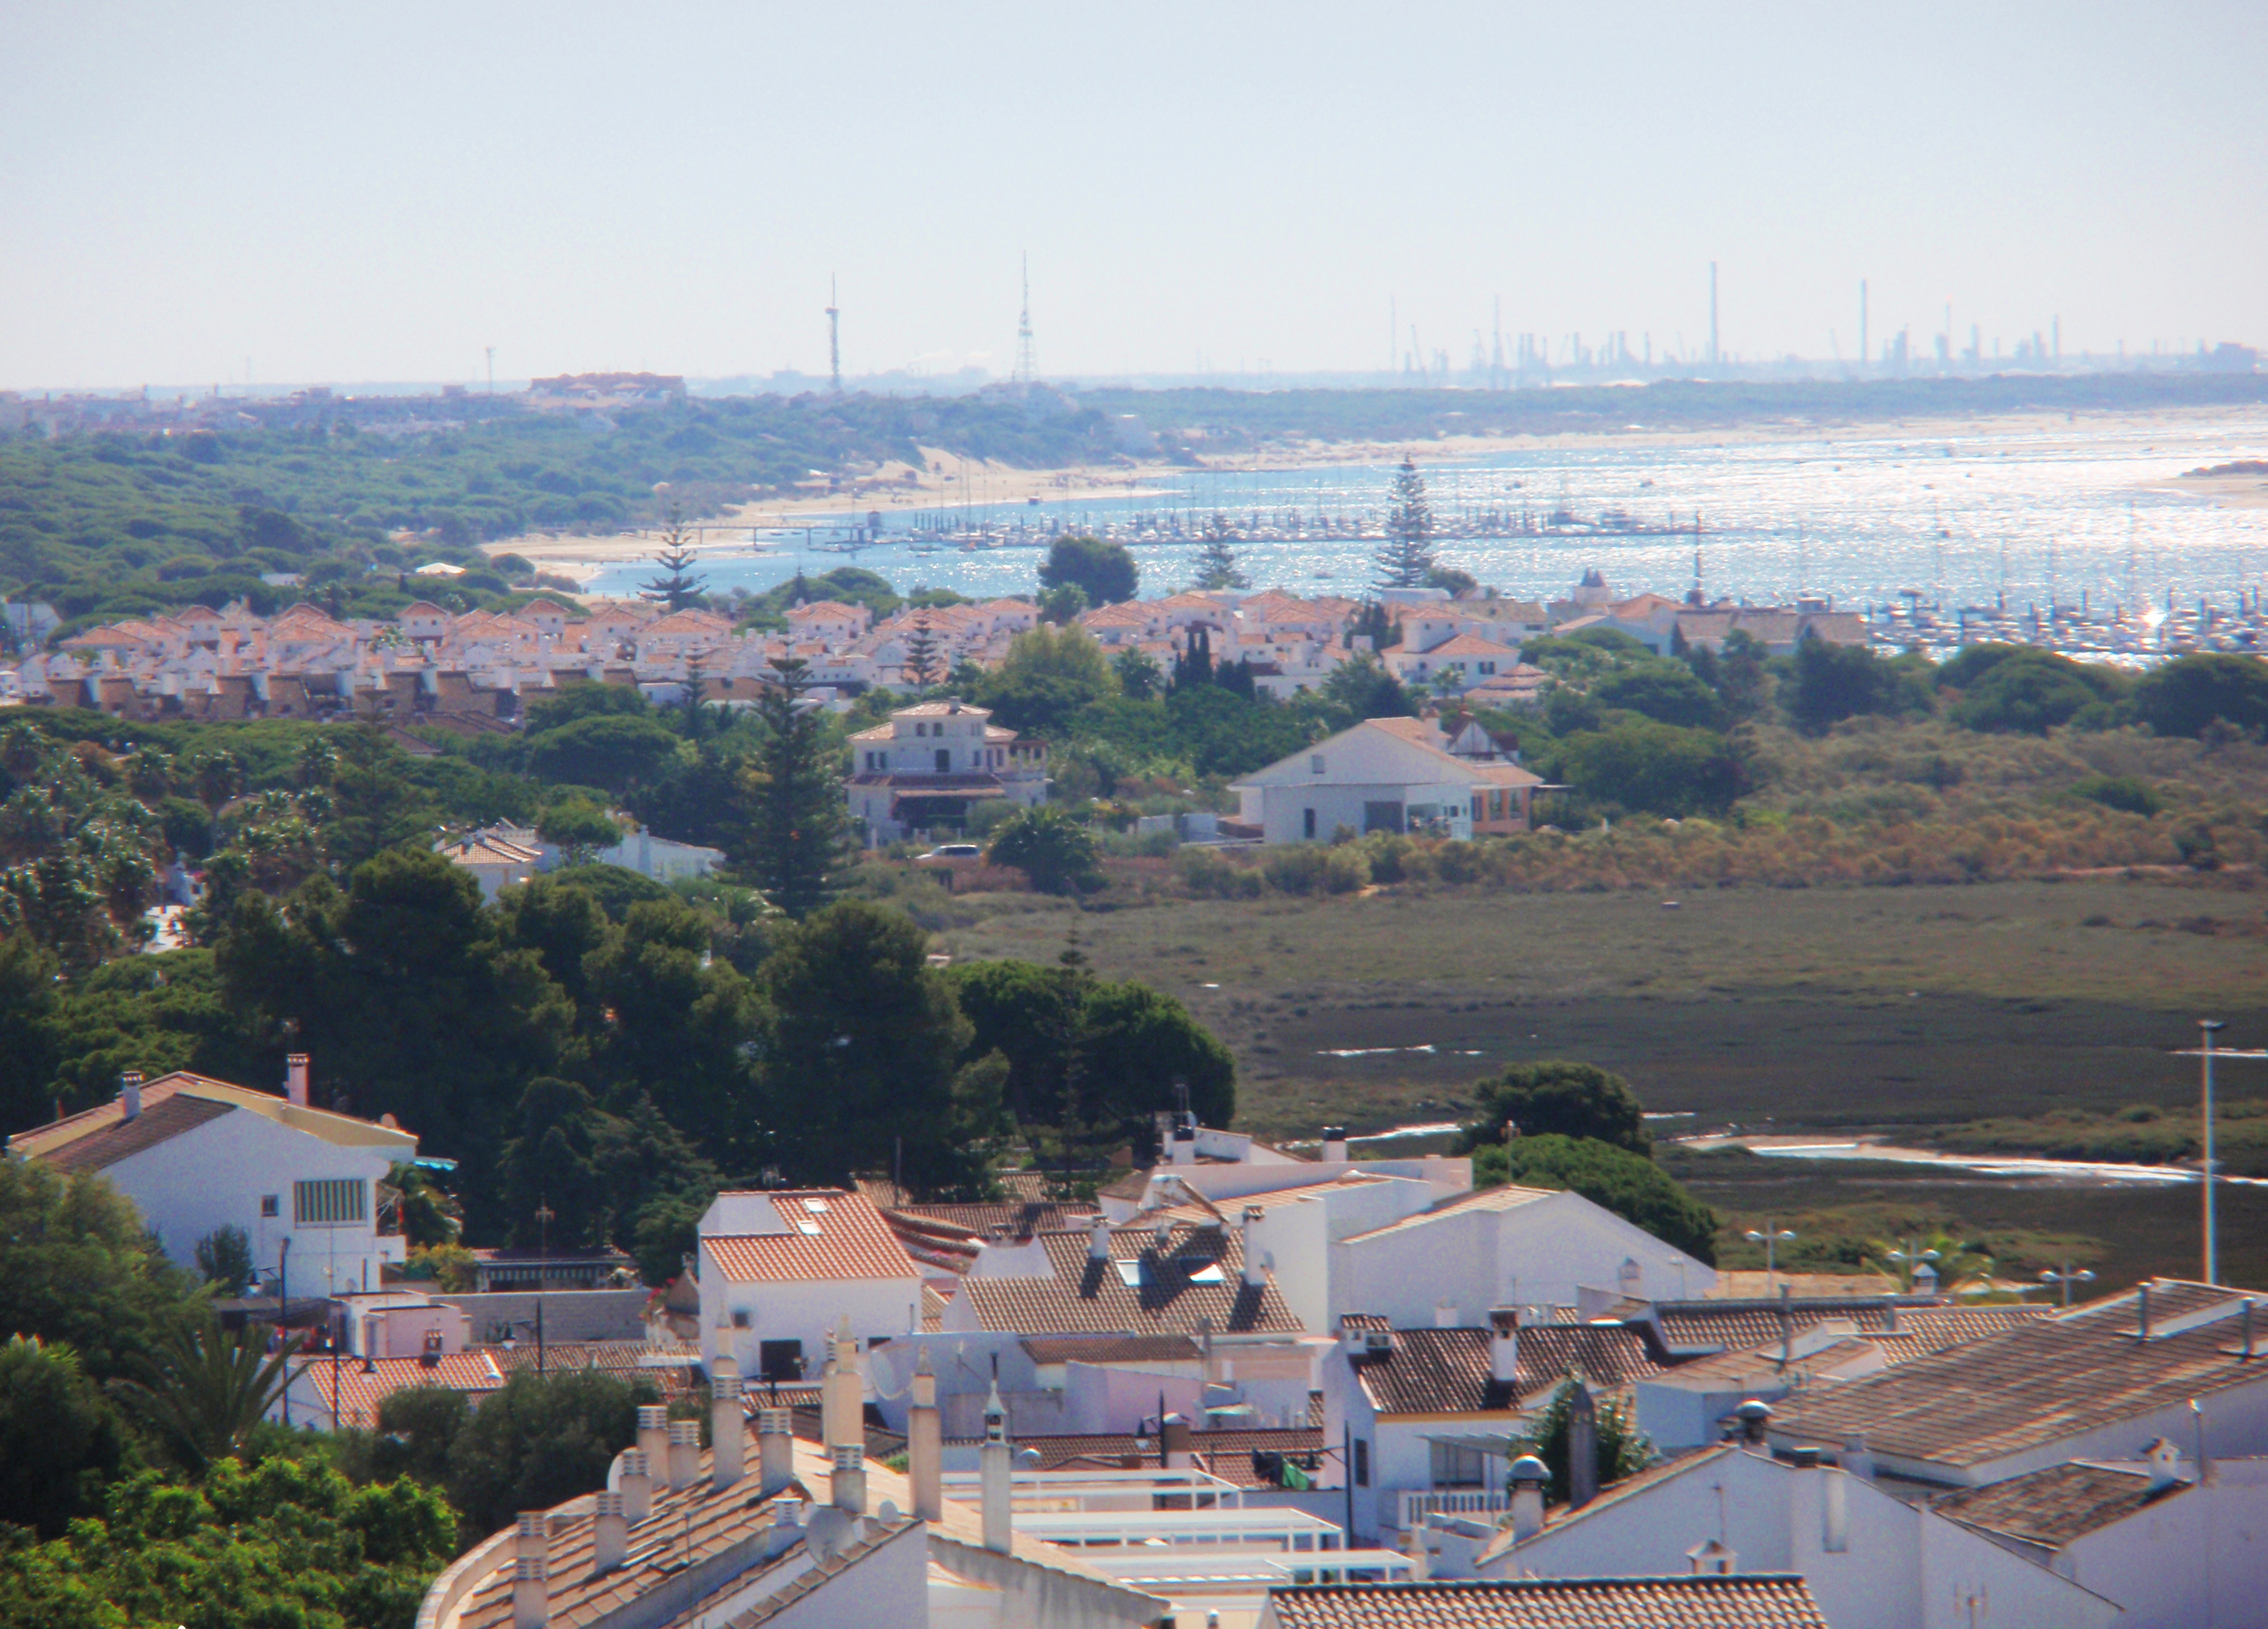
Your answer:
[908,1351,943,1521]
[119,1071,143,1121]
[617,1449,653,1522]
[758,1408,795,1497]
[285,1053,309,1108]
[710,1357,744,1490]
[1488,1307,1520,1387]
[591,1491,627,1574]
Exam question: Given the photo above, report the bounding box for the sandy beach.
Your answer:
[484,401,2268,582]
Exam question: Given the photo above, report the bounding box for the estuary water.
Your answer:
[581,412,2268,613]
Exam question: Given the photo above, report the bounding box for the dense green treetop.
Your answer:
[1458,1060,1653,1155]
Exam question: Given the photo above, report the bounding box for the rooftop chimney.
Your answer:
[666,1420,699,1490]
[513,1515,548,1629]
[820,1318,860,1450]
[710,1358,744,1490]
[1241,1206,1266,1289]
[1618,1257,1643,1301]
[618,1449,653,1522]
[908,1351,943,1522]
[2144,1437,2184,1493]
[285,1053,309,1108]
[1687,1537,1737,1575]
[1821,1464,1848,1554]
[421,1327,443,1368]
[636,1406,669,1484]
[1321,1126,1349,1163]
[119,1072,143,1121]
[1567,1382,1598,1510]
[758,1408,794,1497]
[1089,1216,1111,1262]
[1735,1399,1774,1445]
[1161,1413,1192,1469]
[2138,1284,2153,1341]
[830,1442,866,1516]
[1433,1301,1459,1330]
[1509,1455,1548,1542]
[1488,1307,1521,1387]
[592,1491,627,1574]
[1170,1122,1197,1165]
[980,1381,1012,1555]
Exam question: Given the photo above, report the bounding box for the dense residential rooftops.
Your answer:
[1348,1323,1678,1417]
[699,1189,921,1284]
[292,1351,506,1430]
[950,1222,1302,1336]
[1260,1575,1829,1629]
[949,1425,1326,1487]
[1770,1280,2268,1474]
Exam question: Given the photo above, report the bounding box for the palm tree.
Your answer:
[112,1316,303,1471]
[1863,1230,1997,1298]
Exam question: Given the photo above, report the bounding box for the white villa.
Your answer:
[1229,716,1542,843]
[845,699,1048,845]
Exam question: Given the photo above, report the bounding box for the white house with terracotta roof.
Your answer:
[845,698,1047,845]
[1384,633,1525,694]
[5,1060,418,1295]
[1229,716,1541,842]
[696,1188,924,1383]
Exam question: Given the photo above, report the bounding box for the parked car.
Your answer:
[917,843,983,861]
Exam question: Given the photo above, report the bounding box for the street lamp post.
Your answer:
[1745,1222,1797,1291]
[2173,1025,2267,1289]
[1887,1243,1940,1296]
[2039,1263,2097,1308]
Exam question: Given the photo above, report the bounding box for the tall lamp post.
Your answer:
[2039,1264,2097,1308]
[1746,1222,1796,1292]
[2173,1024,2267,1288]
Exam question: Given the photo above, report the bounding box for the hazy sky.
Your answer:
[7,2,2265,389]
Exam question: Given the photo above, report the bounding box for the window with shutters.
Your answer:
[294,1178,366,1227]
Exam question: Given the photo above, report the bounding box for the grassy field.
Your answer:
[940,872,2268,1292]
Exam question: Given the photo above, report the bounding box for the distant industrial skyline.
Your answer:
[4,2,2263,390]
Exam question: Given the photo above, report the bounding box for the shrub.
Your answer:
[1262,845,1331,894]
[2068,774,2162,817]
[1322,846,1371,894]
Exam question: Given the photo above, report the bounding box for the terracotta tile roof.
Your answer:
[702,1191,921,1285]
[951,1223,1301,1337]
[1930,1461,2189,1549]
[1019,1333,1203,1365]
[30,1092,234,1171]
[1651,1298,1909,1355]
[890,1200,1099,1237]
[949,1426,1324,1487]
[8,1069,414,1164]
[1865,1304,2053,1364]
[1653,1333,1881,1389]
[1262,1575,1828,1629]
[294,1351,505,1430]
[1351,1325,1678,1417]
[485,1342,700,1394]
[1771,1281,2268,1473]
[1156,1172,1391,1225]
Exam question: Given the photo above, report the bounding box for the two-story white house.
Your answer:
[845,698,1048,846]
[6,1059,419,1295]
[696,1188,926,1382]
[1229,716,1541,843]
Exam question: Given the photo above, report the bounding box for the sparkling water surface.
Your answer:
[582,416,2268,613]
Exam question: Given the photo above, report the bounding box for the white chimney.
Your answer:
[830,1442,866,1516]
[821,1319,861,1450]
[908,1353,943,1522]
[1433,1301,1459,1330]
[1821,1464,1848,1554]
[118,1072,142,1121]
[1687,1537,1737,1575]
[592,1491,627,1574]
[1241,1206,1266,1289]
[710,1358,744,1490]
[635,1406,669,1486]
[1509,1455,1548,1541]
[1170,1122,1197,1165]
[666,1421,699,1490]
[285,1053,309,1108]
[758,1408,794,1497]
[1161,1414,1193,1469]
[980,1381,1012,1555]
[513,1514,548,1629]
[2144,1437,2184,1493]
[1088,1216,1111,1262]
[1488,1307,1520,1387]
[618,1450,653,1522]
[1618,1257,1644,1301]
[1321,1125,1349,1163]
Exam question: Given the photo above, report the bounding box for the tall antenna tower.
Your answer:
[1013,254,1037,385]
[826,276,841,394]
[1708,262,1720,366]
[484,346,495,396]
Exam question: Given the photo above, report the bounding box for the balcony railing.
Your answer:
[1396,1488,1510,1531]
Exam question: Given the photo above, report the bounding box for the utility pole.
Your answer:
[1014,255,1037,385]
[2172,1027,2265,1286]
[826,277,841,394]
[485,346,495,396]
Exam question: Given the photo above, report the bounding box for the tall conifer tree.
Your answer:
[1372,457,1436,591]
[638,504,707,610]
[739,658,849,917]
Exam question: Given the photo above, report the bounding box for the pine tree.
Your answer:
[902,613,942,689]
[638,503,707,610]
[1194,517,1250,590]
[1372,457,1436,591]
[738,658,850,918]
